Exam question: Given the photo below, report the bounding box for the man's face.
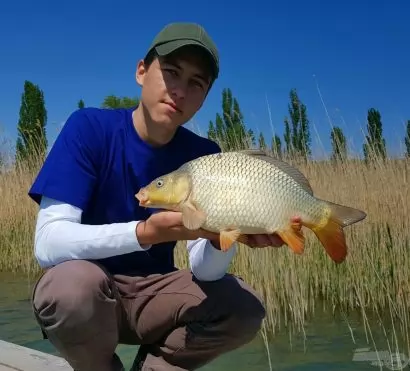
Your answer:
[136,47,212,131]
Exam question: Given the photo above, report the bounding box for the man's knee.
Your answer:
[222,275,265,337]
[33,260,117,338]
[198,274,266,341]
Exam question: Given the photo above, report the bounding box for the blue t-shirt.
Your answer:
[28,106,221,275]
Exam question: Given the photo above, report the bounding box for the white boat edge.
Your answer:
[0,339,71,371]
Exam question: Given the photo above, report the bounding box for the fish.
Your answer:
[135,149,367,263]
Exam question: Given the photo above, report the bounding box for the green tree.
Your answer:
[102,95,139,109]
[271,134,282,158]
[208,121,216,142]
[208,88,251,151]
[208,113,225,143]
[221,88,247,150]
[258,132,266,149]
[405,120,410,158]
[284,117,291,154]
[363,108,387,162]
[330,126,347,162]
[16,80,48,165]
[247,128,255,148]
[283,89,311,159]
[78,99,85,109]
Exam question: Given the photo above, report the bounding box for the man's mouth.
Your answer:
[164,101,182,113]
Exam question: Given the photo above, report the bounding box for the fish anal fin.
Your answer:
[277,227,305,255]
[220,229,242,252]
[181,200,207,230]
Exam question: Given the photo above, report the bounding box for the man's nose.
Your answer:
[171,82,187,100]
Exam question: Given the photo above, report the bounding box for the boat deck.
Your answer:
[0,340,70,371]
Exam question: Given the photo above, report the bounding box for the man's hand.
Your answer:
[244,234,286,248]
[136,210,219,247]
[136,211,302,250]
[242,216,302,249]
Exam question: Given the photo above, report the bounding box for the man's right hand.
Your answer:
[136,210,219,247]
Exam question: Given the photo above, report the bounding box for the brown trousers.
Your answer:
[31,260,266,371]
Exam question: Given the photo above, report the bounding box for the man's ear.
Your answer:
[136,59,146,87]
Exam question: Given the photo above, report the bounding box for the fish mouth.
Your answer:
[135,189,151,206]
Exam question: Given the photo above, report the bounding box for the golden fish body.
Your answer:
[136,150,367,263]
[182,152,322,234]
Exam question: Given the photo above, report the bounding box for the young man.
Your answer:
[28,22,286,371]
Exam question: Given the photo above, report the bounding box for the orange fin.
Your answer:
[291,221,302,233]
[277,227,305,255]
[307,200,367,263]
[181,200,206,230]
[311,220,347,263]
[220,229,242,252]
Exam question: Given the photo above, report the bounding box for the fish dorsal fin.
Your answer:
[237,149,314,195]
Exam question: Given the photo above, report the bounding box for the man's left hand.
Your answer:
[243,215,302,249]
[244,233,285,248]
[209,216,302,250]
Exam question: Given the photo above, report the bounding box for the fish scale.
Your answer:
[183,151,322,234]
[136,150,367,263]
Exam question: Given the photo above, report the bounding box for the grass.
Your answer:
[1,137,410,357]
[173,156,410,339]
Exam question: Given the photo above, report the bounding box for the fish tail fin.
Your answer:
[305,201,367,263]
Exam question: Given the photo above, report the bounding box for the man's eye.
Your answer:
[164,69,178,76]
[191,80,205,90]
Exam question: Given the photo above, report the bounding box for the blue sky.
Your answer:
[1,0,409,158]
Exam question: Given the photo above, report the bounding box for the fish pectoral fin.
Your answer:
[181,201,207,230]
[277,227,305,255]
[220,229,242,252]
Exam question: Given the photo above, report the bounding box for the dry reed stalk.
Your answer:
[1,137,409,341]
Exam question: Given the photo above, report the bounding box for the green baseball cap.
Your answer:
[147,22,219,80]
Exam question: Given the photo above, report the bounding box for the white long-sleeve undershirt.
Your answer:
[34,196,236,281]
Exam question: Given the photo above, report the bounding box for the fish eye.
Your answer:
[156,179,164,188]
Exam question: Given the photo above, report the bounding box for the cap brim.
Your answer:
[155,39,203,54]
[155,39,218,78]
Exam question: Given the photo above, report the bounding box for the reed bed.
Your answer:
[174,156,410,340]
[1,146,409,345]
